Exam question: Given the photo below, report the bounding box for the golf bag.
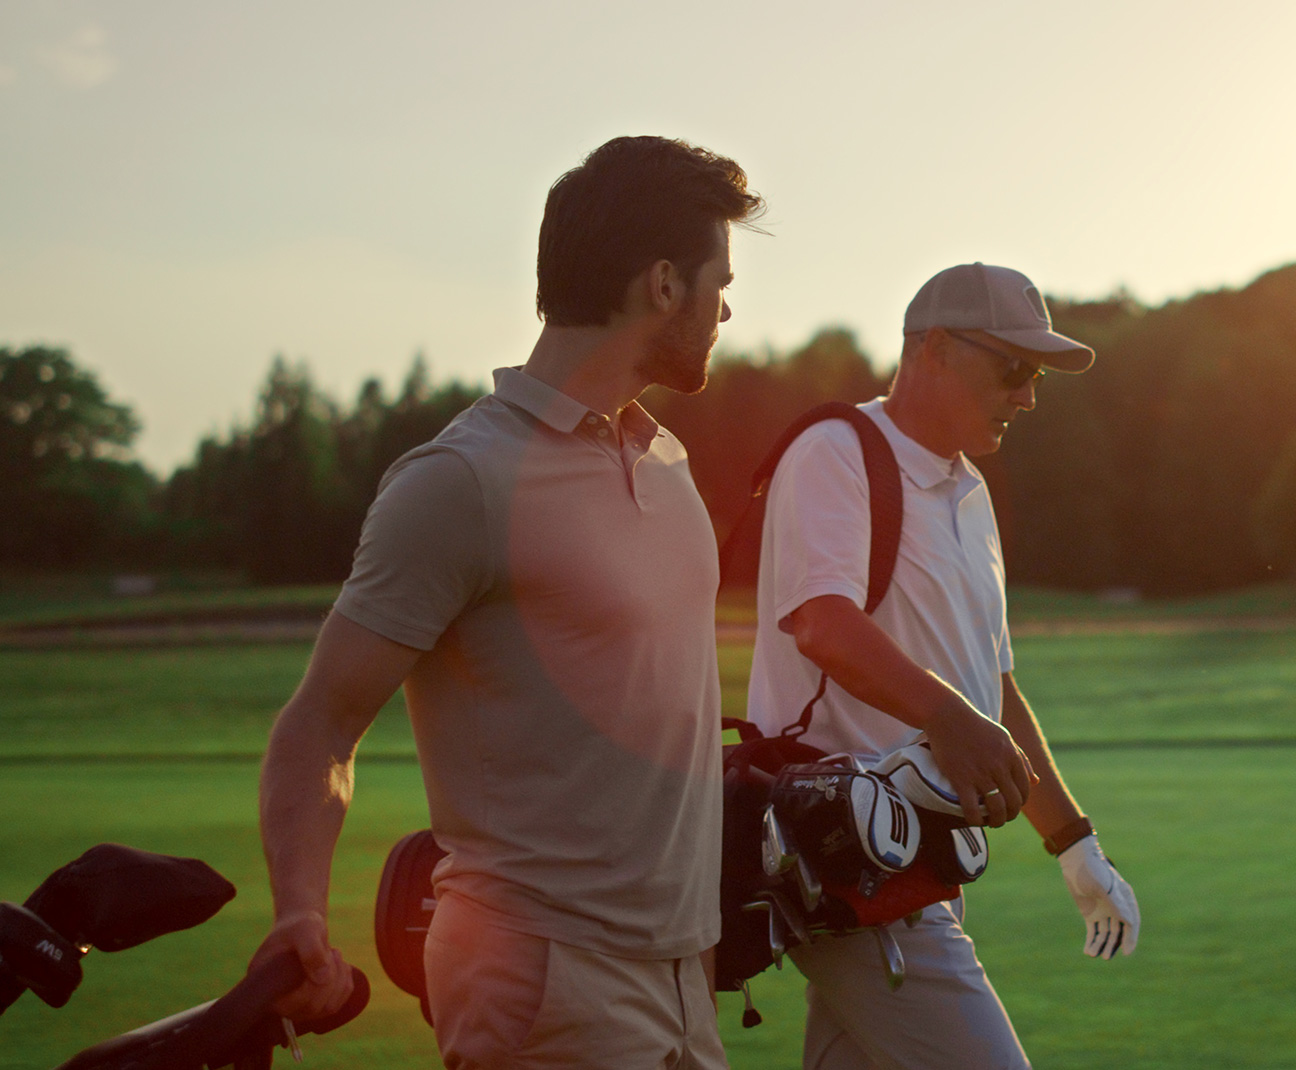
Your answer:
[716,724,989,1022]
[4,843,368,1069]
[0,843,236,1015]
[374,828,447,1027]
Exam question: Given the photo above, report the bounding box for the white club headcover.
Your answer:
[949,825,989,881]
[849,772,920,873]
[869,739,968,818]
[1058,835,1140,959]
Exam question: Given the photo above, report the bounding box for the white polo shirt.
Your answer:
[746,398,1013,761]
[335,367,723,959]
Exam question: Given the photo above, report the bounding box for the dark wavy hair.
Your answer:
[536,136,765,326]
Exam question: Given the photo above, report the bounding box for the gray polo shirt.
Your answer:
[335,367,723,958]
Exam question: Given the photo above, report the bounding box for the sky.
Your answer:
[3,0,1296,475]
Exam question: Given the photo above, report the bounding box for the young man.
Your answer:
[747,263,1140,1069]
[252,136,764,1069]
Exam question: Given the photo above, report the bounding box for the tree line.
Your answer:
[4,263,1295,595]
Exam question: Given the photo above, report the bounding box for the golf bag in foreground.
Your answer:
[1,843,236,1017]
[2,843,369,1068]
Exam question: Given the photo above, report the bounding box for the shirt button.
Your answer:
[585,414,599,425]
[597,428,609,438]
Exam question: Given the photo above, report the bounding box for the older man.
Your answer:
[747,263,1140,1069]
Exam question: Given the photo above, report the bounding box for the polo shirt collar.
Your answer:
[492,366,661,442]
[868,400,969,491]
[493,367,588,432]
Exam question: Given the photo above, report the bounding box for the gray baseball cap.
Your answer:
[904,262,1094,372]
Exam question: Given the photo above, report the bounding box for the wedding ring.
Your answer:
[983,788,1002,797]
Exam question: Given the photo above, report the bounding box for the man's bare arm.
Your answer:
[787,594,1035,826]
[254,610,423,1017]
[998,672,1083,836]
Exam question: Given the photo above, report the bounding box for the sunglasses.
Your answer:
[946,330,1046,390]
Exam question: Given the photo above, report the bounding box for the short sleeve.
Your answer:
[334,448,490,649]
[765,420,873,632]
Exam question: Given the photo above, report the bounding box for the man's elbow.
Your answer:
[788,599,842,667]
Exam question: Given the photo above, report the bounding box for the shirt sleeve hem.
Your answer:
[332,597,441,651]
[775,579,868,634]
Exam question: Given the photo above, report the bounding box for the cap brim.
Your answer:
[986,329,1094,373]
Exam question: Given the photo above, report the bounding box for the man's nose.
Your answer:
[720,299,732,323]
[1009,379,1037,411]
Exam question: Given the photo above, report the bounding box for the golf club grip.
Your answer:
[205,957,371,1067]
[129,950,367,1070]
[299,965,371,1035]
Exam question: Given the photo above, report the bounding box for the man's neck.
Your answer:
[523,322,650,420]
[882,388,960,461]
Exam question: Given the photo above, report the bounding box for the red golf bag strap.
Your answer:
[718,401,903,739]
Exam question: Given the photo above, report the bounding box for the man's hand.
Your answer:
[787,595,1036,827]
[250,911,355,1020]
[1058,836,1140,959]
[924,696,1036,827]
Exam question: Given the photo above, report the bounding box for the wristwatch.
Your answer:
[1043,816,1094,856]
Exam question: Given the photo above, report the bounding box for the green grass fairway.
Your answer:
[1,761,434,1069]
[3,615,1295,1067]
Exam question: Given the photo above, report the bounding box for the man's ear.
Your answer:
[921,327,954,369]
[644,258,684,314]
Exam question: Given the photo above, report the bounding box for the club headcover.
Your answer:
[850,772,920,873]
[870,739,968,818]
[868,741,991,888]
[0,901,84,1009]
[770,762,920,885]
[949,825,989,881]
[23,844,235,952]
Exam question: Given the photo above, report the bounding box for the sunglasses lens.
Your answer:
[1003,360,1042,390]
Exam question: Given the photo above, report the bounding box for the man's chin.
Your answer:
[660,368,708,395]
[648,351,711,395]
[965,435,1004,458]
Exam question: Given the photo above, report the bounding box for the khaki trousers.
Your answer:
[425,891,729,1070]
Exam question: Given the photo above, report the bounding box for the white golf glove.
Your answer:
[1058,835,1139,959]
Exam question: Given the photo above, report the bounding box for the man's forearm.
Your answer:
[999,672,1084,839]
[259,703,360,921]
[789,594,970,728]
[258,611,421,920]
[789,594,1034,824]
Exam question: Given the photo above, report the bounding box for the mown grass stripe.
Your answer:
[5,736,1296,767]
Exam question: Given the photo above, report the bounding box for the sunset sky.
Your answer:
[3,0,1295,473]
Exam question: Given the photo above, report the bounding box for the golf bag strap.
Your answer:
[719,401,902,610]
[717,401,903,739]
[722,716,764,743]
[785,671,829,739]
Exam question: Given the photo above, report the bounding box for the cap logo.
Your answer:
[1022,285,1050,326]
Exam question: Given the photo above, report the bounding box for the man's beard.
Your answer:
[639,297,716,395]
